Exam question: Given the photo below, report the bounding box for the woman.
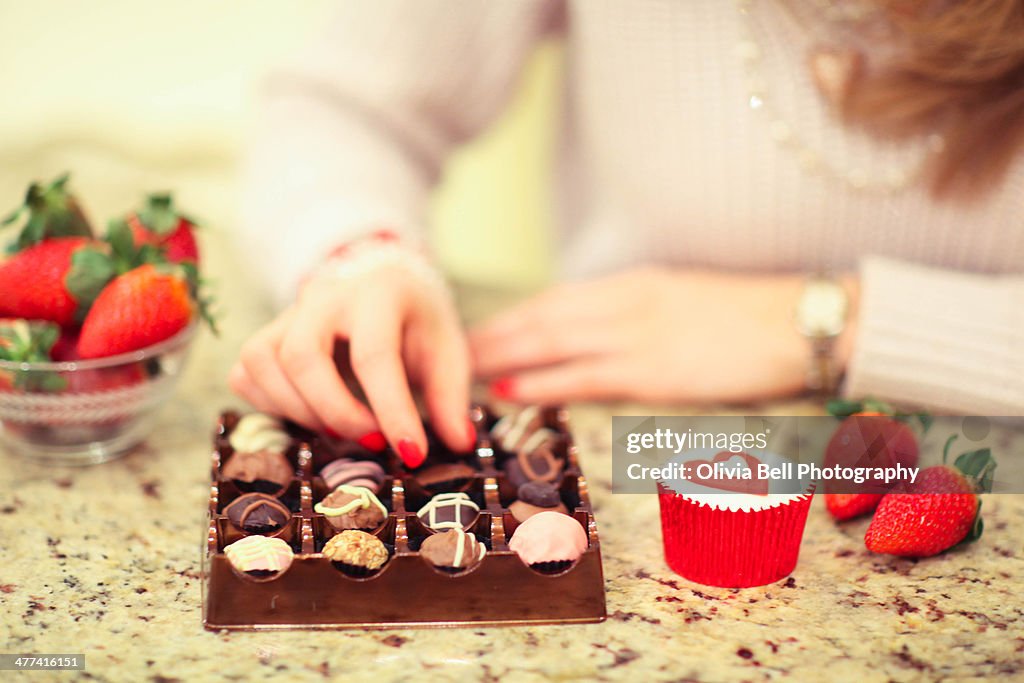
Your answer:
[231,1,1024,466]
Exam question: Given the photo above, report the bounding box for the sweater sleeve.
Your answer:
[844,256,1024,415]
[239,0,561,306]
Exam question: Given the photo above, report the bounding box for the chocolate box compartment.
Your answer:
[202,407,606,630]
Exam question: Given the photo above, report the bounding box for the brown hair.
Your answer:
[843,0,1024,199]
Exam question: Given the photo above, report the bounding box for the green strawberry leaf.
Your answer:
[136,192,198,236]
[2,173,93,252]
[66,246,117,322]
[943,435,997,493]
[0,320,67,391]
[957,499,985,547]
[177,261,219,336]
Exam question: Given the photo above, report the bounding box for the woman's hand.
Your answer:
[229,260,474,466]
[469,267,858,405]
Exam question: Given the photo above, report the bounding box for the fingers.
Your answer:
[468,281,625,378]
[277,302,380,440]
[234,313,328,432]
[350,296,428,467]
[414,310,474,453]
[490,358,630,404]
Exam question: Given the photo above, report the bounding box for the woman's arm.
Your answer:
[845,256,1024,415]
[239,0,561,306]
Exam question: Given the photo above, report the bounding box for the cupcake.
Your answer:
[323,529,390,577]
[314,484,388,531]
[657,448,815,588]
[420,528,487,572]
[224,493,292,534]
[319,458,386,493]
[224,535,294,578]
[417,492,480,532]
[509,481,569,522]
[224,413,293,493]
[508,510,588,573]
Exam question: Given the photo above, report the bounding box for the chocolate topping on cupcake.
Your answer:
[314,484,388,531]
[417,492,480,531]
[323,529,389,571]
[225,493,292,534]
[420,529,487,570]
[319,458,386,493]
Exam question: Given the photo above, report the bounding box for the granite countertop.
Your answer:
[2,242,1022,682]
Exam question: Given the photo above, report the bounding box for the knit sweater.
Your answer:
[241,0,1024,414]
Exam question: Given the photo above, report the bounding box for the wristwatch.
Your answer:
[794,275,849,395]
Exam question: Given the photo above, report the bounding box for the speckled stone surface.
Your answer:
[1,242,1022,682]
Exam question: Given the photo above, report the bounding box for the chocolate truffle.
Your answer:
[416,492,480,532]
[509,511,588,567]
[323,529,389,571]
[228,413,291,454]
[222,450,293,491]
[319,458,386,493]
[314,484,387,531]
[420,529,487,571]
[504,445,564,488]
[491,406,557,454]
[225,493,292,534]
[414,462,477,488]
[224,535,294,576]
[509,481,569,522]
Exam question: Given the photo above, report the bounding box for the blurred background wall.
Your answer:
[0,0,558,290]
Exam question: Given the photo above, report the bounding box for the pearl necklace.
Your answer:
[734,0,946,193]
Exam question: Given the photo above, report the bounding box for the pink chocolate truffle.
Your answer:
[508,511,588,565]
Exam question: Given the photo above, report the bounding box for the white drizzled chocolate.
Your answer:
[229,414,291,454]
[490,406,557,454]
[320,458,386,492]
[224,535,294,574]
[420,528,486,569]
[416,492,480,531]
[314,484,388,518]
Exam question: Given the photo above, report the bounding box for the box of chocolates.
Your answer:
[201,405,607,629]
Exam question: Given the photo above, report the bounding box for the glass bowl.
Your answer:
[0,322,198,465]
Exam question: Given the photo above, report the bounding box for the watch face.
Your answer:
[795,279,848,337]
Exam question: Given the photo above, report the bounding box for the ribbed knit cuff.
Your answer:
[844,256,1024,415]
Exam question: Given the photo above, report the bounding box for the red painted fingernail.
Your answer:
[397,439,426,469]
[357,431,387,452]
[325,428,343,439]
[489,377,516,400]
[465,419,478,449]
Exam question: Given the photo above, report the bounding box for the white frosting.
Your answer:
[229,413,291,454]
[657,448,814,512]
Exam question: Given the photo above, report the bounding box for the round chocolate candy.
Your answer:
[490,406,557,453]
[224,493,292,534]
[319,458,386,493]
[414,462,477,489]
[504,445,564,488]
[509,481,569,522]
[314,484,388,531]
[416,492,480,532]
[420,528,486,571]
[228,413,291,454]
[323,530,389,572]
[224,535,294,577]
[509,511,588,567]
[222,450,293,492]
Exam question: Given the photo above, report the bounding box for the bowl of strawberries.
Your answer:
[0,174,212,464]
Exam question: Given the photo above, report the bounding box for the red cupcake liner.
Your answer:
[657,483,814,588]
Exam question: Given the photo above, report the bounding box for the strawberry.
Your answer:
[865,436,996,558]
[825,492,884,521]
[2,173,93,251]
[0,318,64,391]
[0,237,96,325]
[126,193,199,264]
[77,263,197,358]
